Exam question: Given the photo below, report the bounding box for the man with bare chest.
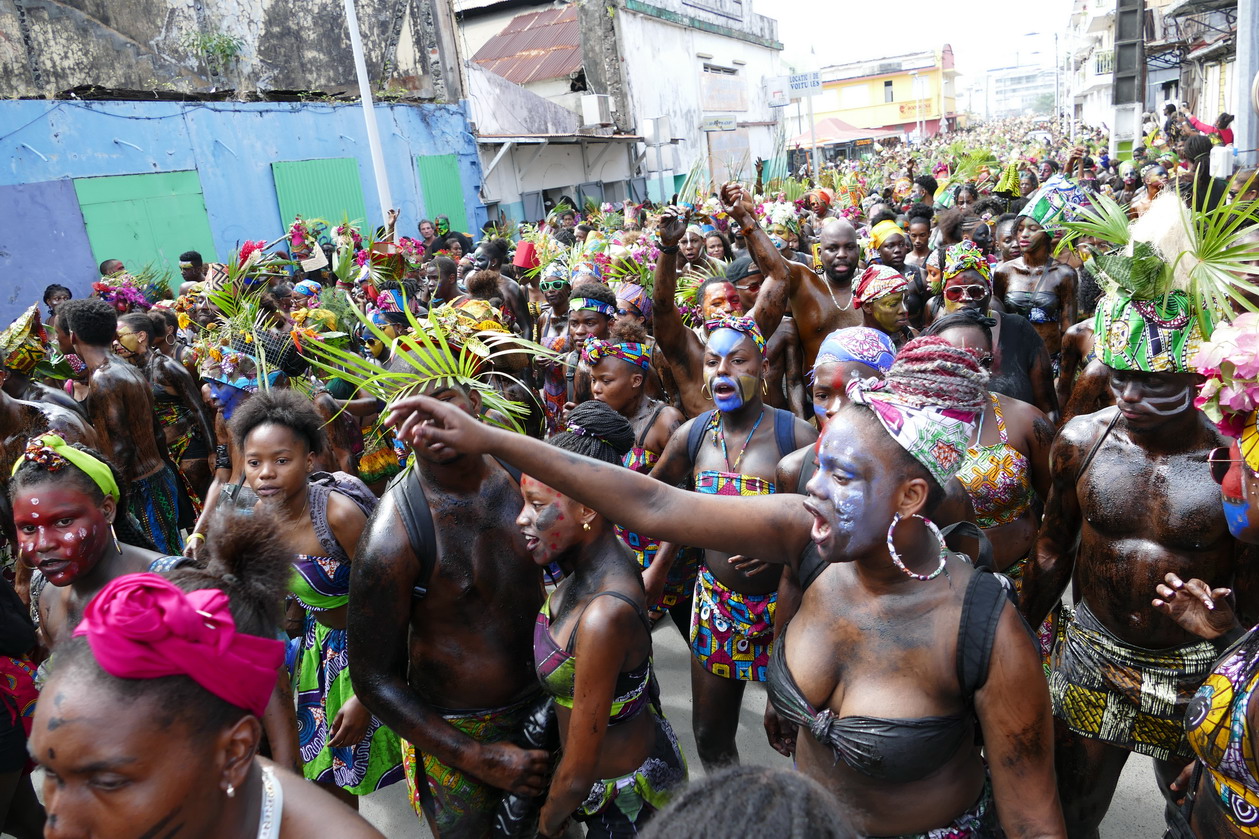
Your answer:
[1021,279,1251,837]
[348,376,548,838]
[54,299,185,554]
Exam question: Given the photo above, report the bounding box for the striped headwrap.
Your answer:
[569,297,616,317]
[582,340,652,371]
[704,314,766,357]
[853,265,909,307]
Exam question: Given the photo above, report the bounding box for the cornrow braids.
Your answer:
[550,400,635,465]
[883,336,988,414]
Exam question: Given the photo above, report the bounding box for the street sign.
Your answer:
[700,114,737,132]
[766,76,790,107]
[789,72,822,97]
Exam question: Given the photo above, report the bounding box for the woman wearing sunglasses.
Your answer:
[534,263,572,345]
[933,242,1059,423]
[1154,313,1259,838]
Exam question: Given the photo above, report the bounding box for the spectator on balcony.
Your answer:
[1185,111,1235,146]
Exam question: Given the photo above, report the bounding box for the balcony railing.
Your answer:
[1093,50,1114,75]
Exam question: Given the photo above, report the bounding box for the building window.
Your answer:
[703,64,738,76]
[884,80,894,102]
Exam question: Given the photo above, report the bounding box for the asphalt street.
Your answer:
[360,616,1167,837]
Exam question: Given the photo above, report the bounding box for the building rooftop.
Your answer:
[471,5,583,85]
[819,46,955,83]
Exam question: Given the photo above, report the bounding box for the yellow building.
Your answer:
[802,46,959,138]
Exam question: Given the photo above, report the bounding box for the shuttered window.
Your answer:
[73,171,216,292]
[272,158,368,230]
[416,154,470,235]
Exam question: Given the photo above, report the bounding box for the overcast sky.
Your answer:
[750,0,1075,81]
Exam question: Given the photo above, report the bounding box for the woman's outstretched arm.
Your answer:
[386,395,813,563]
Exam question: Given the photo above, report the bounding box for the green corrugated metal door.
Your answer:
[272,158,368,230]
[416,154,469,234]
[74,171,217,289]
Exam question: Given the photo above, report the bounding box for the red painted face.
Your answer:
[517,475,584,565]
[12,483,113,587]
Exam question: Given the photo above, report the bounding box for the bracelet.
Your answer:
[214,444,232,472]
[658,244,679,255]
[187,532,205,544]
[739,223,757,236]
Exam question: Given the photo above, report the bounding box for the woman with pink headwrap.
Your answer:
[28,508,384,838]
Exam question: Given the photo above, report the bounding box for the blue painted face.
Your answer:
[208,380,252,420]
[706,328,760,413]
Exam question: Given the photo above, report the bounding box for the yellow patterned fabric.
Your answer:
[1049,601,1217,761]
[0,304,47,375]
[954,395,1035,528]
[1185,637,1259,835]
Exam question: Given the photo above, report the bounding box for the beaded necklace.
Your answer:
[709,409,765,472]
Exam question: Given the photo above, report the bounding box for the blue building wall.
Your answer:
[0,99,485,327]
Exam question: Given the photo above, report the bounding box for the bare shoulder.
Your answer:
[1056,407,1116,462]
[271,761,386,839]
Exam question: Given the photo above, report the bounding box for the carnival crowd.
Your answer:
[0,111,1257,839]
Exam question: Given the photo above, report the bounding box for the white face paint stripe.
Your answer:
[1144,387,1194,416]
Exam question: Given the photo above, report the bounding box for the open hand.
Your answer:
[657,206,691,248]
[1152,572,1241,641]
[764,699,797,757]
[728,555,772,576]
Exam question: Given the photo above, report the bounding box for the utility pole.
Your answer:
[343,0,393,223]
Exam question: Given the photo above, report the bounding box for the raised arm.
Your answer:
[651,209,700,375]
[721,182,794,340]
[386,395,813,563]
[347,498,548,796]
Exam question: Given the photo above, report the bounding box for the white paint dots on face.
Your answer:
[29,513,38,520]
[29,498,38,505]
[77,528,87,539]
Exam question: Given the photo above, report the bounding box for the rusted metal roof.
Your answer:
[471,5,583,85]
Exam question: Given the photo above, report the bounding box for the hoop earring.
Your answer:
[110,523,121,554]
[885,513,947,581]
[701,381,712,400]
[761,379,769,396]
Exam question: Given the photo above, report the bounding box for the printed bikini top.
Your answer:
[288,480,355,611]
[533,590,654,725]
[955,395,1035,529]
[1185,634,1259,835]
[695,471,776,497]
[623,403,667,475]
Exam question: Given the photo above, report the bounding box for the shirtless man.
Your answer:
[470,240,531,338]
[54,299,185,554]
[729,258,806,417]
[649,316,816,768]
[348,375,548,838]
[1021,287,1253,837]
[718,184,863,370]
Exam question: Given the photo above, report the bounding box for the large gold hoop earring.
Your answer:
[701,382,712,400]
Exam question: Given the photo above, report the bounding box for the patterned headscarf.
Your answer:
[571,261,602,282]
[569,297,616,317]
[582,340,652,371]
[869,220,906,250]
[1019,174,1090,234]
[853,265,909,307]
[615,282,653,324]
[704,314,766,357]
[0,304,47,375]
[294,280,322,299]
[813,327,897,379]
[942,241,992,284]
[845,376,979,487]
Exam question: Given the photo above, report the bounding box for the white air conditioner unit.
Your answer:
[581,94,613,127]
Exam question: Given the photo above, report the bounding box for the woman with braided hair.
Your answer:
[384,336,1065,839]
[583,321,689,631]
[517,400,688,837]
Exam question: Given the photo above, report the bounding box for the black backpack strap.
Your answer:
[385,465,438,601]
[772,408,797,458]
[955,570,1009,700]
[687,411,715,464]
[939,521,995,571]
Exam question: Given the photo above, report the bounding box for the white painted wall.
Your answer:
[615,9,782,187]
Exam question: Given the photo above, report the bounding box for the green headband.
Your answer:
[13,434,120,501]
